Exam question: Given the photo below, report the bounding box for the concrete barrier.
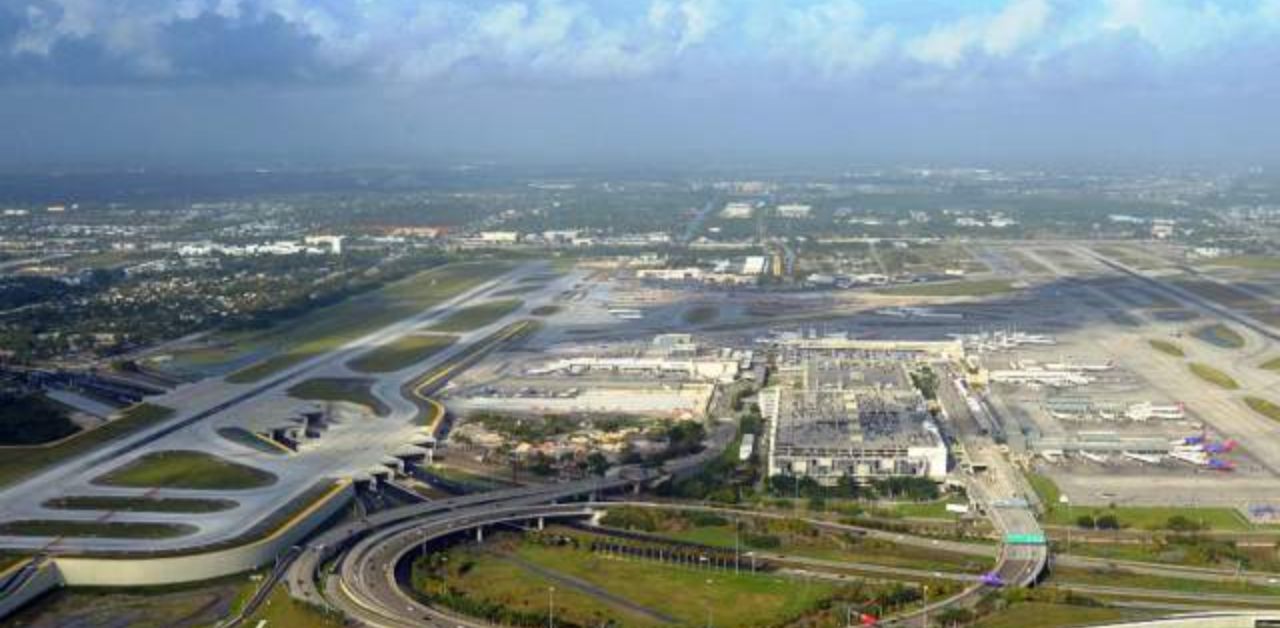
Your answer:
[1087,612,1280,628]
[0,560,62,620]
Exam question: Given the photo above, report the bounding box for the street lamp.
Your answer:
[705,578,714,628]
[548,585,555,628]
[922,584,929,628]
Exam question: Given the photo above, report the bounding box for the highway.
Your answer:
[287,422,739,625]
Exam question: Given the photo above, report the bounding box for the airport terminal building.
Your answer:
[760,358,948,485]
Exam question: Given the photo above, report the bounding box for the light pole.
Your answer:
[548,586,555,628]
[1063,493,1072,553]
[734,517,740,574]
[705,578,714,628]
[922,584,929,628]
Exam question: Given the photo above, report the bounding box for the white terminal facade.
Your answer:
[758,334,956,485]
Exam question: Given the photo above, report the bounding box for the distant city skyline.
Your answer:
[1,0,1278,168]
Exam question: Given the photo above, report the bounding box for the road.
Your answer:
[288,423,738,626]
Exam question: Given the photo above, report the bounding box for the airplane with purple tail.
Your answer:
[1204,439,1238,454]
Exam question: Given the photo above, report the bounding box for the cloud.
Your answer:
[1099,0,1274,55]
[909,0,1051,67]
[0,0,1277,96]
[748,0,895,78]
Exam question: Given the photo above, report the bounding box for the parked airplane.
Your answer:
[1204,440,1239,454]
[1122,451,1163,465]
[1169,450,1209,466]
[1178,433,1206,446]
[1079,451,1110,464]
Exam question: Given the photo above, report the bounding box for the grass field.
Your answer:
[419,545,652,626]
[1204,255,1280,271]
[603,510,990,573]
[93,450,276,490]
[286,377,389,415]
[420,536,842,627]
[1029,473,1249,531]
[662,523,989,573]
[1053,565,1280,597]
[425,464,517,491]
[223,262,511,383]
[243,584,346,628]
[1194,323,1246,349]
[6,571,253,626]
[1060,540,1280,570]
[1050,505,1250,531]
[43,495,237,513]
[0,519,196,539]
[874,279,1017,298]
[0,403,173,488]
[1189,362,1240,389]
[347,333,456,373]
[427,299,523,332]
[1148,339,1185,357]
[1027,472,1061,506]
[973,602,1146,628]
[1246,397,1280,423]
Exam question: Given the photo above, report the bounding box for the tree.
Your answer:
[1165,515,1203,533]
[910,366,940,400]
[1076,515,1096,529]
[0,394,79,445]
[1095,514,1121,530]
[527,452,555,477]
[662,420,706,459]
[934,607,974,627]
[807,494,826,512]
[585,452,610,476]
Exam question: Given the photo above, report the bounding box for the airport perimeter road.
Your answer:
[0,263,575,553]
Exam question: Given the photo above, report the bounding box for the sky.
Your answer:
[1,0,1278,169]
